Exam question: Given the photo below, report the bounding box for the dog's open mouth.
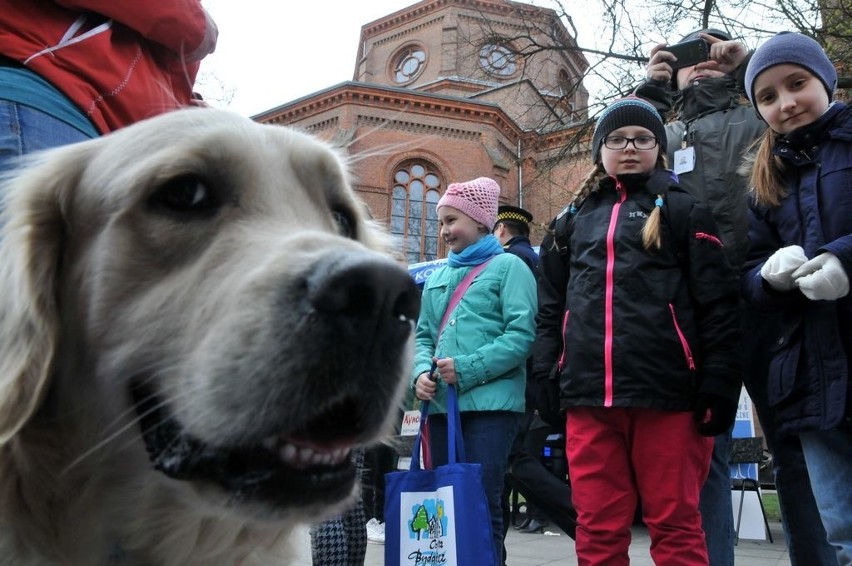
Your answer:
[131,382,357,510]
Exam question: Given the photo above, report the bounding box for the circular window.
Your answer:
[392,46,427,84]
[479,44,517,77]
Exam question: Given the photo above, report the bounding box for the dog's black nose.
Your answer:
[306,252,420,323]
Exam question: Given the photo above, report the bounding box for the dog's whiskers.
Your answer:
[63,367,208,472]
[333,104,422,157]
[343,138,423,165]
[93,367,182,436]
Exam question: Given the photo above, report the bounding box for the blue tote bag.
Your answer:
[384,384,496,566]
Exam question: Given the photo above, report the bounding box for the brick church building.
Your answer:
[255,0,592,262]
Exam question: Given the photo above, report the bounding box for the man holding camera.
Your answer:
[637,30,757,566]
[640,29,759,273]
[636,30,837,566]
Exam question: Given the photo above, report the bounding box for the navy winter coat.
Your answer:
[742,102,852,435]
[503,235,539,275]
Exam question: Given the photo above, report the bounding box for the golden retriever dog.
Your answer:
[0,108,420,565]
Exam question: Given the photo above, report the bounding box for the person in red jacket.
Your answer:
[0,0,217,170]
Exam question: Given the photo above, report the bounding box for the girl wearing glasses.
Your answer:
[533,96,742,564]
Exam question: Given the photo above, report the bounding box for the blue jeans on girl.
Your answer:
[429,410,521,565]
[800,423,852,565]
[0,100,95,174]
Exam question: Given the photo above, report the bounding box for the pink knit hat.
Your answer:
[436,177,501,230]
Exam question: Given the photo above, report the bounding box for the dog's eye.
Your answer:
[333,209,356,239]
[149,176,219,216]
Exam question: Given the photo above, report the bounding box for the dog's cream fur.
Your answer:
[0,109,417,565]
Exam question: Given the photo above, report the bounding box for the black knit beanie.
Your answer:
[678,27,731,44]
[592,96,667,162]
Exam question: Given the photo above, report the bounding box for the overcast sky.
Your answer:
[199,0,423,117]
[197,0,706,117]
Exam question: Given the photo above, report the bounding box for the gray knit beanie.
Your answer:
[744,32,837,113]
[592,96,667,162]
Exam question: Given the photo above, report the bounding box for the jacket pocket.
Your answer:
[767,325,802,408]
[668,304,696,371]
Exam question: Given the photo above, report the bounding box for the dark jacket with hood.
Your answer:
[742,102,852,435]
[637,76,766,270]
[533,169,742,412]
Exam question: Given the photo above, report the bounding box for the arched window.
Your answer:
[391,161,442,263]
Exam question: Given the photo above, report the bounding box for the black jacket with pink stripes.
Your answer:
[533,170,743,412]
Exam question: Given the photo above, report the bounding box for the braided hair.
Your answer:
[567,153,668,250]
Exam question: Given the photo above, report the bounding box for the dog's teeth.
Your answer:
[276,441,353,468]
[331,448,349,464]
[298,446,314,464]
[280,444,298,462]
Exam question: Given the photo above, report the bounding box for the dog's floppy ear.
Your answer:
[0,145,93,444]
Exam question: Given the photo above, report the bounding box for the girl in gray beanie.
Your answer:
[741,31,852,565]
[744,32,837,121]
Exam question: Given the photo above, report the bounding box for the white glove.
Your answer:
[760,245,808,292]
[792,253,850,301]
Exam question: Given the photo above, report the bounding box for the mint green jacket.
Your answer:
[412,253,537,415]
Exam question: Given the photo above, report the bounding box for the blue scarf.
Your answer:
[447,234,504,267]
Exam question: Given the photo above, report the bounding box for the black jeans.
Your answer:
[360,443,396,522]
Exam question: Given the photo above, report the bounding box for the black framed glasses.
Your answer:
[603,135,659,150]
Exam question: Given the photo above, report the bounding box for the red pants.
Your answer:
[566,407,713,566]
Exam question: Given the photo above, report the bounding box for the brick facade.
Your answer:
[255,0,592,259]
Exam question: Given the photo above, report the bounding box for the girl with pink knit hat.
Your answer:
[411,176,537,563]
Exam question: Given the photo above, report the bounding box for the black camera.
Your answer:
[665,38,709,70]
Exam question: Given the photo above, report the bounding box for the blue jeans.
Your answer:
[429,410,521,565]
[699,430,734,566]
[800,423,852,565]
[0,99,95,173]
[770,434,838,565]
